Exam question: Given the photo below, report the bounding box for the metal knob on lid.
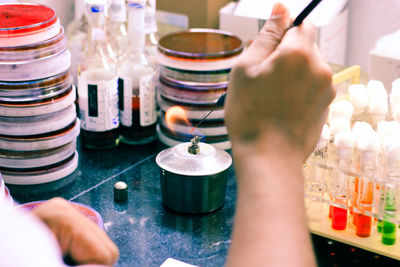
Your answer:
[156,136,232,214]
[114,181,128,202]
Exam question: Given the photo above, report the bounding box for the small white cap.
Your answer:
[386,138,400,161]
[352,121,374,140]
[357,132,381,152]
[330,117,351,137]
[334,130,355,149]
[348,84,368,109]
[329,100,354,122]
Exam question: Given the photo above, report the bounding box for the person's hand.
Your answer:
[32,197,119,266]
[225,3,335,163]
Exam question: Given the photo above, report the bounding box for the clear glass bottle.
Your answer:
[108,0,128,58]
[144,0,158,66]
[78,2,120,149]
[67,0,88,87]
[117,1,157,145]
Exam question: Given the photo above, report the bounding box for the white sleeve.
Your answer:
[0,199,65,267]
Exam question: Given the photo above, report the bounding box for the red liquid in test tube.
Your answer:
[331,206,348,230]
[356,213,371,237]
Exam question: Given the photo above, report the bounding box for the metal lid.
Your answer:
[156,140,232,176]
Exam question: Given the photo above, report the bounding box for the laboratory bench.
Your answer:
[7,141,400,267]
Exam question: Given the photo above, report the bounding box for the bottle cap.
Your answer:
[114,181,128,202]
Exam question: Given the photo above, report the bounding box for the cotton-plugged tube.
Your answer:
[329,100,354,122]
[349,84,368,122]
[367,80,387,101]
[330,117,351,137]
[369,96,388,129]
[377,121,400,148]
[305,124,331,223]
[381,138,400,245]
[355,133,380,237]
[331,130,355,230]
[390,81,400,110]
[352,121,374,140]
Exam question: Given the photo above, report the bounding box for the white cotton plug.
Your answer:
[357,132,381,153]
[392,77,400,90]
[329,100,354,122]
[367,80,387,100]
[348,84,368,109]
[369,96,388,114]
[334,130,355,149]
[352,121,374,140]
[377,121,400,146]
[390,93,400,111]
[393,104,400,122]
[316,124,331,150]
[334,130,355,159]
[330,117,351,137]
[386,138,400,161]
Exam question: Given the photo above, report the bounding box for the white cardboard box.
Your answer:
[219,1,349,66]
[369,51,400,92]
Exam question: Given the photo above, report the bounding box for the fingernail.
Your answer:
[271,2,285,16]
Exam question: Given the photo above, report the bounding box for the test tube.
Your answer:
[367,80,388,129]
[381,139,400,245]
[355,134,380,237]
[348,84,368,124]
[351,122,375,220]
[305,124,330,223]
[331,130,355,230]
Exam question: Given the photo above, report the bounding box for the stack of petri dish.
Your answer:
[157,29,243,150]
[0,173,13,207]
[0,3,79,186]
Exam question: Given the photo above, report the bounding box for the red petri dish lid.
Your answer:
[158,29,244,60]
[0,3,57,37]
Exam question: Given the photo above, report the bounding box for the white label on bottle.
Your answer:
[119,76,133,127]
[78,73,119,131]
[139,73,157,126]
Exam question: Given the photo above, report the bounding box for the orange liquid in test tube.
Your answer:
[355,180,374,237]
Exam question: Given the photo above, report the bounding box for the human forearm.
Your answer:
[227,139,316,267]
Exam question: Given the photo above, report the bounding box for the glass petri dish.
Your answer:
[0,85,76,117]
[2,151,78,185]
[0,3,60,47]
[160,66,231,83]
[158,94,225,120]
[158,76,227,105]
[0,119,80,151]
[0,48,70,81]
[0,105,76,136]
[0,71,73,103]
[158,29,243,71]
[0,27,66,61]
[18,198,103,228]
[0,140,76,168]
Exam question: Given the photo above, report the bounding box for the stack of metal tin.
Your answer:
[0,3,79,186]
[156,29,243,150]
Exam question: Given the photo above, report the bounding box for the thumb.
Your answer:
[241,3,291,65]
